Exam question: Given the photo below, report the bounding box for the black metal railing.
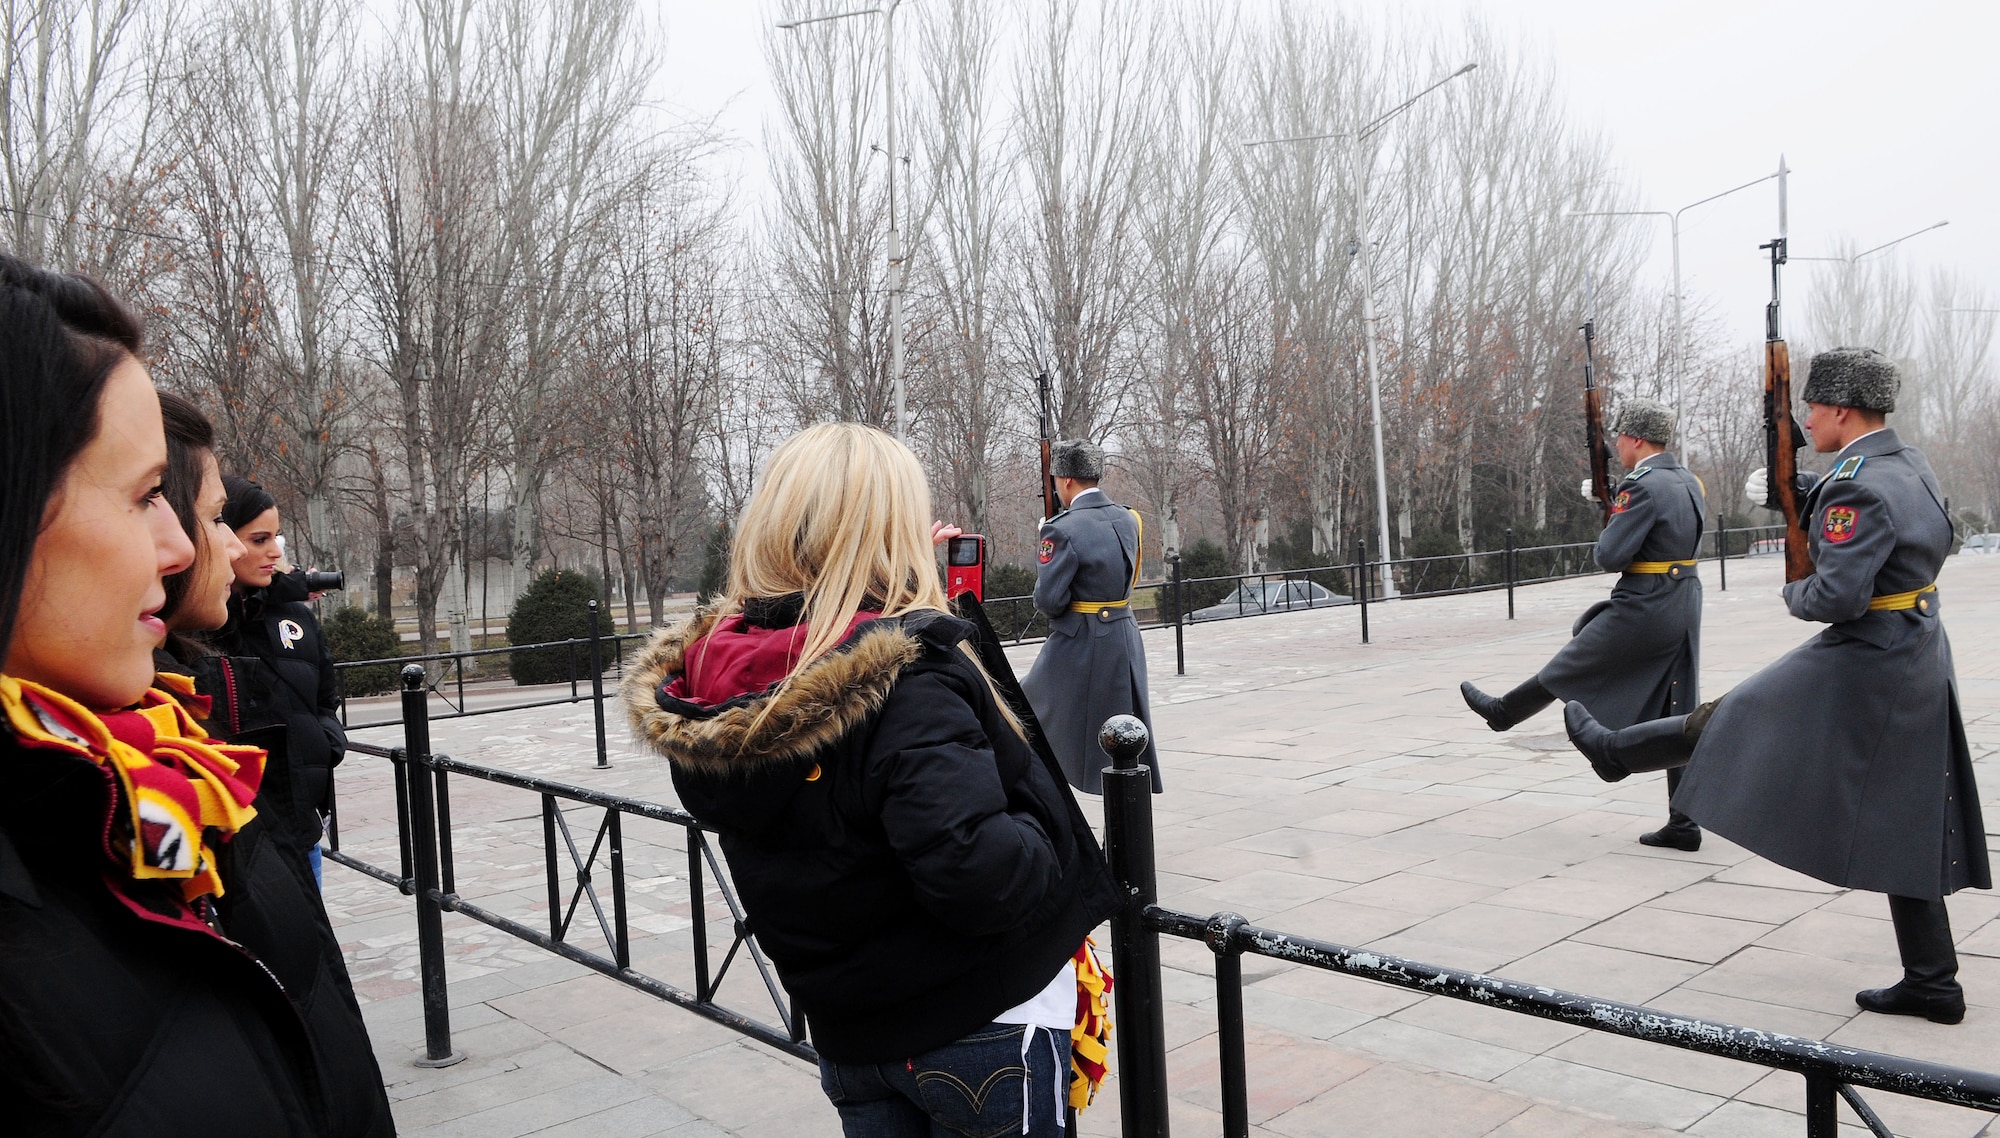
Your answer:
[1090,715,2000,1138]
[983,525,1787,676]
[326,666,812,1067]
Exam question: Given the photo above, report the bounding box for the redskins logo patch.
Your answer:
[1038,538,1056,564]
[1610,490,1633,514]
[1823,505,1858,543]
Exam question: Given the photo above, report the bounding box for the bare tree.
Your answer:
[1010,0,1151,442]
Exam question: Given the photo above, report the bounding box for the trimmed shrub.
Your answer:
[982,562,1047,641]
[507,569,600,685]
[323,606,404,697]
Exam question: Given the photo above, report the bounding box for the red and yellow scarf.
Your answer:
[0,672,265,906]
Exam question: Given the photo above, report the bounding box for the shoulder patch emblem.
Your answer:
[1830,455,1866,481]
[1823,505,1858,543]
[1611,490,1633,514]
[1038,538,1055,564]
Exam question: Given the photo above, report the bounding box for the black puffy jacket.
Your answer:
[625,604,1121,1064]
[168,651,397,1137]
[217,571,345,839]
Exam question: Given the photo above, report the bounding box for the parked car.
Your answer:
[1189,578,1352,622]
[1958,532,2000,556]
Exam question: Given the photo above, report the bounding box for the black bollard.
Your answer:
[1504,527,1516,620]
[401,664,465,1068]
[1099,714,1169,1138]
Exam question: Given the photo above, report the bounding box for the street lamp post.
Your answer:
[1791,220,1949,265]
[778,2,909,442]
[1245,62,1476,600]
[1573,166,1783,410]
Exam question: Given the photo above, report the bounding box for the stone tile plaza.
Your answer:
[322,554,2000,1138]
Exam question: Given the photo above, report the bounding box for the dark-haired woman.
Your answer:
[153,392,396,1137]
[0,253,360,1134]
[216,475,346,887]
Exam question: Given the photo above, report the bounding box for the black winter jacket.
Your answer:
[166,650,398,1136]
[0,727,329,1136]
[217,571,345,840]
[625,605,1121,1064]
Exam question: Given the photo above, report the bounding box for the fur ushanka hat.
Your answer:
[1801,347,1899,412]
[1611,398,1676,445]
[1050,439,1105,480]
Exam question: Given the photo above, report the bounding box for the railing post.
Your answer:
[1804,1074,1839,1138]
[589,601,610,769]
[1355,539,1370,645]
[1505,527,1516,620]
[1099,715,1169,1138]
[1206,913,1250,1138]
[1717,515,1729,592]
[400,664,464,1067]
[1171,554,1185,677]
[689,833,711,1002]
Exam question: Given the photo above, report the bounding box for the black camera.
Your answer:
[301,570,346,592]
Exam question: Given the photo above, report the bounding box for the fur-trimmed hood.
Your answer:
[623,605,970,779]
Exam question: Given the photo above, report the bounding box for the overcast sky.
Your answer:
[650,0,1998,350]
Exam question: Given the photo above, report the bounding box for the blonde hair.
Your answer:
[724,423,951,672]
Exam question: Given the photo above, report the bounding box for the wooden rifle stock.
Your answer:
[1763,339,1814,581]
[1583,386,1612,525]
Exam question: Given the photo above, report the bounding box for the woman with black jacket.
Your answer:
[0,253,370,1135]
[153,392,396,1137]
[217,476,346,885]
[625,423,1120,1137]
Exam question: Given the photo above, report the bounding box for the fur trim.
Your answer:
[1802,346,1899,412]
[622,609,922,777]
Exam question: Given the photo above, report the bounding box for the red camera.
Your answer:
[945,534,986,601]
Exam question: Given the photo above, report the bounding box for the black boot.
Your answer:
[1640,767,1702,851]
[1856,896,1965,1025]
[1563,703,1694,783]
[1461,678,1556,732]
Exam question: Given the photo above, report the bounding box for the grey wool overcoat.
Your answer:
[1674,429,1990,900]
[1021,490,1161,794]
[1537,452,1707,729]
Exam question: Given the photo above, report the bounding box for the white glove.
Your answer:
[1744,467,1768,505]
[1579,478,1599,504]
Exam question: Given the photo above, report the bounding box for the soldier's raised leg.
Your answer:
[1459,678,1556,732]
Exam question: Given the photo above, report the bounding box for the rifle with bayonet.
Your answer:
[1581,280,1613,524]
[1759,158,1814,582]
[1036,362,1059,521]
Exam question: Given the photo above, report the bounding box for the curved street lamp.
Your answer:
[1242,62,1477,598]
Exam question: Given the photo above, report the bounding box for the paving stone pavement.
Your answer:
[322,553,2000,1138]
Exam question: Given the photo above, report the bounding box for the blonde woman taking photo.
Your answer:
[626,423,1118,1137]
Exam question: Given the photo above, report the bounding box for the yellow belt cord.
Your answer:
[1627,560,1699,575]
[1868,584,1938,612]
[1069,510,1144,616]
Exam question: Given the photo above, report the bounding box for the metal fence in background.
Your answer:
[983,524,1789,676]
[323,668,812,1070]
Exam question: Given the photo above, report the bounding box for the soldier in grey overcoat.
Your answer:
[1563,348,1990,1025]
[1021,440,1161,794]
[1461,398,1708,848]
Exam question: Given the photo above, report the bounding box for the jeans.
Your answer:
[818,1023,1067,1138]
[308,844,323,889]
